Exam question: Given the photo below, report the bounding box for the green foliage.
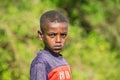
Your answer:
[0,0,120,80]
[62,26,119,80]
[53,0,120,53]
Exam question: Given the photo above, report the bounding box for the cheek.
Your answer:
[62,38,67,44]
[45,37,55,45]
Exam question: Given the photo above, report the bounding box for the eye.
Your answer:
[61,33,67,38]
[48,33,56,38]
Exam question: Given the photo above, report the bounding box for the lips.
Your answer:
[54,45,62,50]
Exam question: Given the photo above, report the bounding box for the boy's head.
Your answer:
[38,10,68,54]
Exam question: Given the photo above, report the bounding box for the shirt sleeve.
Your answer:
[30,62,47,80]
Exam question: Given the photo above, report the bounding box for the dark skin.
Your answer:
[38,21,68,54]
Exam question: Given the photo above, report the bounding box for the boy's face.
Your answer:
[40,22,68,54]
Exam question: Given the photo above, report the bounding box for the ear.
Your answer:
[38,30,43,40]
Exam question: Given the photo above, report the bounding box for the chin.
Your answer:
[53,50,61,54]
[46,48,62,54]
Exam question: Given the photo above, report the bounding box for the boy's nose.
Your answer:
[56,35,61,43]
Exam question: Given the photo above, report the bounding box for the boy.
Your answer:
[30,10,71,80]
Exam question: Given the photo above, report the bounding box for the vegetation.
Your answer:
[0,0,120,80]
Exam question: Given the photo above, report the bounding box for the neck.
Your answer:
[44,47,62,57]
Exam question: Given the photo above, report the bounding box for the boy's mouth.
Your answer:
[54,47,62,50]
[54,45,62,48]
[54,45,63,50]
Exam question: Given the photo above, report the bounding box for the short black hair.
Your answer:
[40,10,68,32]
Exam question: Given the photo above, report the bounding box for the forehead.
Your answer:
[43,22,68,32]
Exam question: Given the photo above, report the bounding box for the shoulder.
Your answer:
[30,50,48,67]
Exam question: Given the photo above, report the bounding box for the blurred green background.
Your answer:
[0,0,120,80]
